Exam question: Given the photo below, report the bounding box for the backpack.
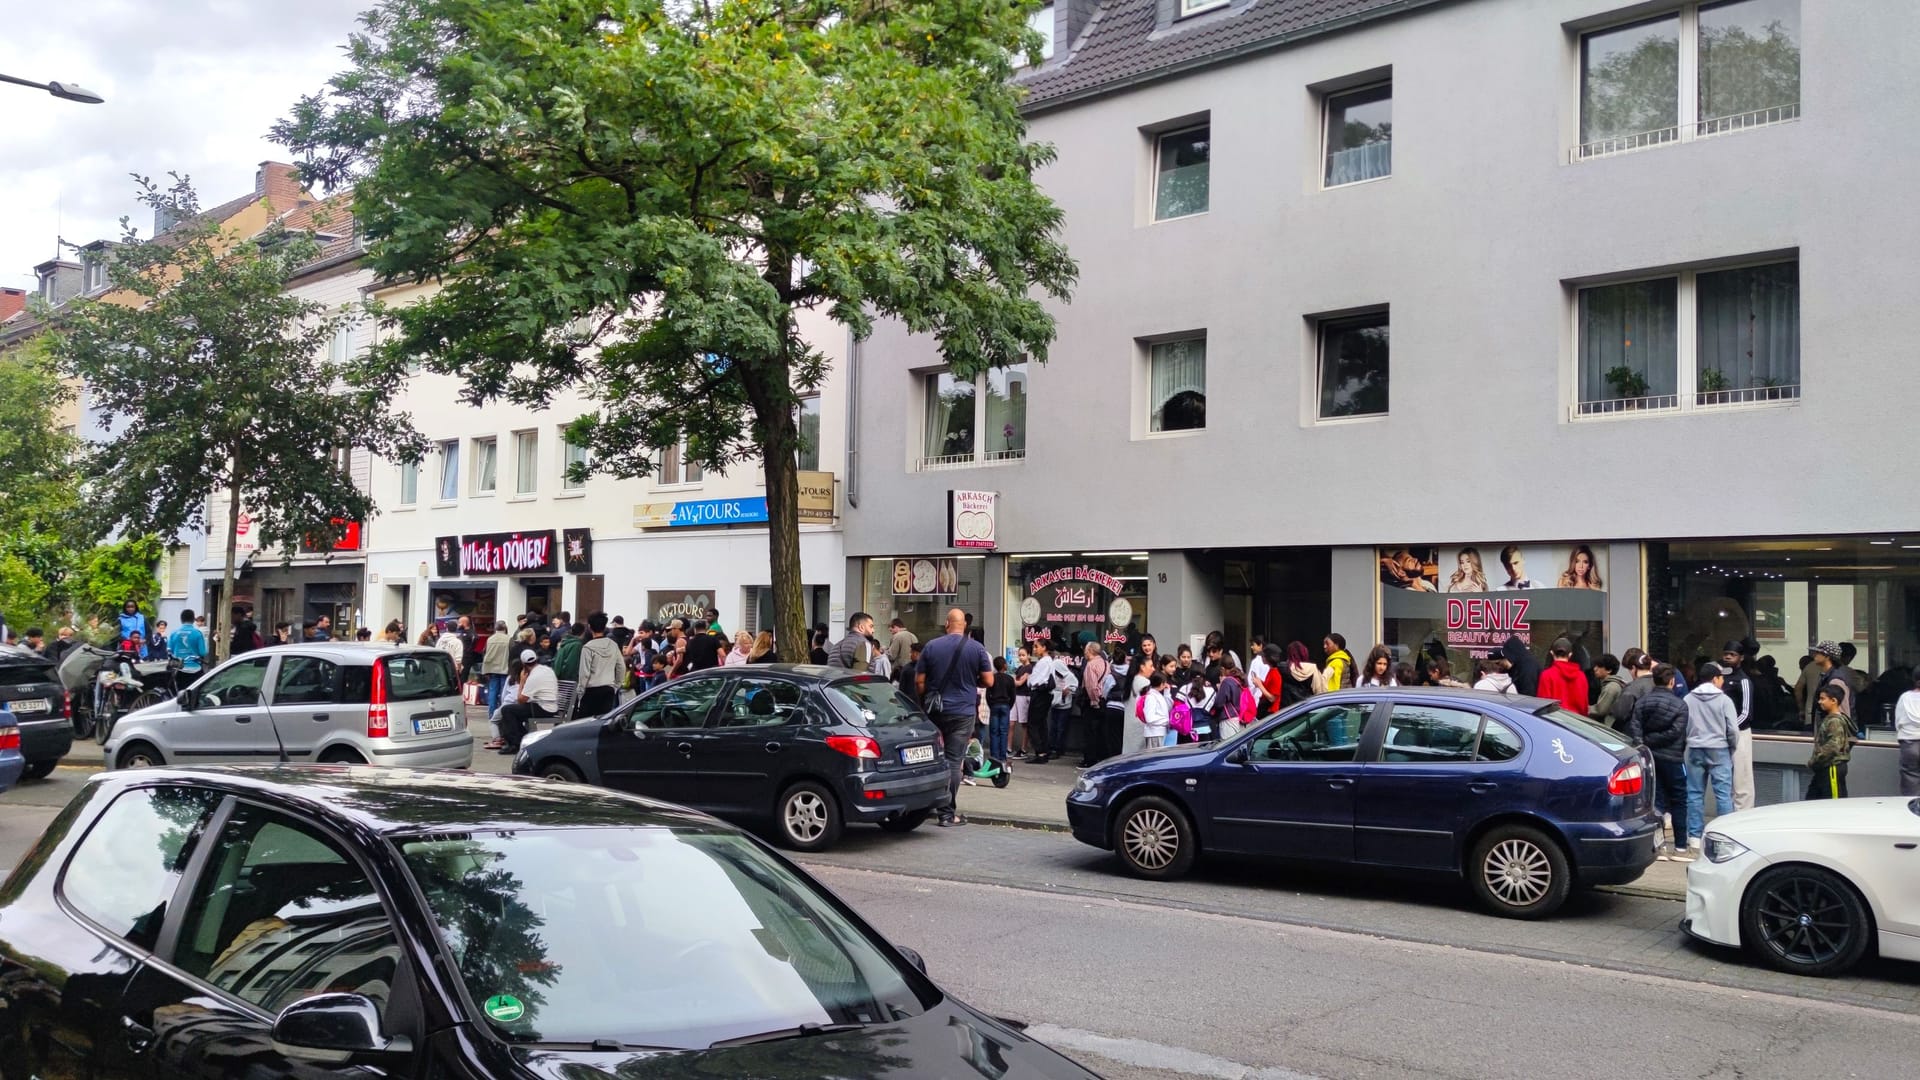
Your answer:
[1134,692,1147,721]
[1107,664,1132,705]
[1169,698,1194,736]
[1240,686,1256,721]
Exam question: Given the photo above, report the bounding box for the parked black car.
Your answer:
[513,665,952,851]
[0,766,1100,1078]
[0,643,73,780]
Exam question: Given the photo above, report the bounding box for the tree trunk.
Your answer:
[214,458,243,663]
[746,319,811,670]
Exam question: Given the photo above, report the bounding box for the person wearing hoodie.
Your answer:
[1536,638,1589,714]
[1473,657,1517,695]
[1682,661,1740,859]
[1499,635,1541,696]
[1628,664,1690,859]
[575,613,625,718]
[117,600,150,658]
[1321,633,1355,692]
[1807,683,1854,800]
[1717,641,1757,811]
[1587,654,1626,725]
[1608,648,1655,729]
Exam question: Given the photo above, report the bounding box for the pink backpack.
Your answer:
[1239,687,1255,721]
[1134,693,1146,721]
[1169,698,1194,736]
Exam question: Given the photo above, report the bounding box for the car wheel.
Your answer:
[117,741,164,770]
[1740,864,1872,977]
[776,781,843,852]
[1469,824,1572,919]
[1112,795,1196,881]
[317,747,367,765]
[21,759,57,781]
[877,809,933,833]
[538,761,584,783]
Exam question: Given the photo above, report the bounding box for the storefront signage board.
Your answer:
[635,498,773,529]
[1018,564,1131,645]
[948,489,996,549]
[1379,544,1607,663]
[797,471,837,523]
[649,590,713,626]
[435,532,559,577]
[563,528,593,573]
[892,558,960,597]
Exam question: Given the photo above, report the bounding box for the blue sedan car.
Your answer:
[1067,689,1660,918]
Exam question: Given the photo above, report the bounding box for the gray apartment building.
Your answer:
[840,0,1920,795]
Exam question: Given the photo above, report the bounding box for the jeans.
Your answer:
[485,673,507,714]
[988,704,1011,764]
[931,710,975,815]
[1685,746,1734,843]
[1901,740,1920,797]
[1046,699,1071,758]
[1028,696,1053,757]
[1652,756,1687,838]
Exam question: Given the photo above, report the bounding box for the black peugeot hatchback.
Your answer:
[512,665,953,851]
[0,766,1098,1078]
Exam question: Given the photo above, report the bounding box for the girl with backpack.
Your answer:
[1124,654,1157,755]
[1216,662,1250,740]
[1176,672,1214,745]
[1139,673,1172,750]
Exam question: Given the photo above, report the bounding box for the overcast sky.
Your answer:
[1,0,369,291]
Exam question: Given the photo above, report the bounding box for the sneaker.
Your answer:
[1670,844,1696,863]
[938,813,968,827]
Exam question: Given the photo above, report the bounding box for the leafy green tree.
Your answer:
[278,0,1076,658]
[0,339,86,626]
[43,176,424,659]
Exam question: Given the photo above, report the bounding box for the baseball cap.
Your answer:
[1814,640,1842,659]
[520,649,539,664]
[1697,661,1726,678]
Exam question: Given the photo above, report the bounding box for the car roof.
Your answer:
[672,663,877,684]
[230,642,449,664]
[86,765,717,835]
[1311,687,1558,711]
[0,644,54,665]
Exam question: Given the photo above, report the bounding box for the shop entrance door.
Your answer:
[522,577,564,620]
[575,575,605,619]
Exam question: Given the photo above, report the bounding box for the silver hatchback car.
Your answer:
[104,643,473,771]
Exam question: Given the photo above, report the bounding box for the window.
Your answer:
[1153,125,1210,221]
[1577,0,1799,159]
[1147,338,1206,433]
[796,396,822,472]
[514,430,539,496]
[197,656,272,708]
[1179,0,1228,16]
[61,786,223,949]
[273,656,342,705]
[718,679,806,728]
[1013,3,1054,68]
[1250,703,1371,762]
[657,437,702,486]
[173,804,395,1014]
[473,437,497,495]
[85,259,106,292]
[627,679,725,731]
[1316,312,1389,419]
[164,545,191,599]
[399,459,419,506]
[560,430,588,490]
[436,439,459,501]
[326,323,351,365]
[1477,718,1524,762]
[918,364,1025,469]
[383,652,458,701]
[1379,706,1486,763]
[1575,258,1798,416]
[1324,82,1392,186]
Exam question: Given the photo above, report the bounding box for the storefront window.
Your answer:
[864,557,987,646]
[1004,554,1149,657]
[1651,538,1920,742]
[1379,544,1609,684]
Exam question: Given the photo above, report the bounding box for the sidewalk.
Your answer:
[958,756,1688,902]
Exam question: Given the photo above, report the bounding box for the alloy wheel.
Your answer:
[1121,807,1179,870]
[1754,874,1855,968]
[1482,837,1553,908]
[785,790,829,843]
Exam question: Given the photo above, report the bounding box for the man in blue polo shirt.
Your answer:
[916,607,993,828]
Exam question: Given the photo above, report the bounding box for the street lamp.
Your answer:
[0,71,105,104]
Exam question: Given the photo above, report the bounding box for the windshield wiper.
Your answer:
[707,1022,866,1048]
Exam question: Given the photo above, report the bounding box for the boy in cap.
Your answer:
[497,649,559,754]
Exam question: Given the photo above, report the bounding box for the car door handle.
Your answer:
[764,742,783,753]
[1469,782,1498,794]
[1326,778,1354,789]
[1897,842,1917,851]
[312,713,330,721]
[123,1016,155,1055]
[673,741,695,755]
[234,715,252,724]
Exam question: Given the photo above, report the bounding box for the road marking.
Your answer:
[1026,1024,1324,1080]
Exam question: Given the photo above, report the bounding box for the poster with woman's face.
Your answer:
[1380,543,1611,669]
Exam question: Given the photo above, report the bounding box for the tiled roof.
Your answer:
[1019,0,1444,110]
[280,192,363,271]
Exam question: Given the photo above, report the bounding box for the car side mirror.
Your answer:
[270,993,412,1064]
[1224,744,1250,766]
[176,688,200,711]
[895,945,928,975]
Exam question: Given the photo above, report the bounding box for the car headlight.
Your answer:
[518,729,551,753]
[1702,832,1750,864]
[1071,776,1100,798]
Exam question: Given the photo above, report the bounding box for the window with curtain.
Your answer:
[473,438,497,494]
[919,367,1024,468]
[400,460,419,505]
[1578,278,1679,412]
[514,431,538,495]
[922,371,976,463]
[657,438,702,485]
[1153,125,1210,221]
[437,439,459,501]
[1324,83,1392,187]
[1317,314,1390,419]
[984,364,1027,461]
[1696,261,1798,399]
[561,431,588,490]
[796,397,822,472]
[1148,338,1207,433]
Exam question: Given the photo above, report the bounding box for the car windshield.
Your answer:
[397,826,928,1049]
[0,662,56,689]
[1535,705,1633,753]
[828,679,924,726]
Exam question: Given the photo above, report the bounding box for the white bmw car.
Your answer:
[1683,797,1920,976]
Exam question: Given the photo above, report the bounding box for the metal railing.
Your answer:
[1574,383,1799,419]
[1693,383,1800,407]
[915,447,1026,471]
[1574,393,1680,418]
[1573,102,1799,162]
[1697,103,1800,139]
[1573,125,1679,162]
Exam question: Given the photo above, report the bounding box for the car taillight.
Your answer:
[62,691,72,719]
[1608,760,1644,797]
[826,734,880,760]
[0,727,18,752]
[368,659,390,738]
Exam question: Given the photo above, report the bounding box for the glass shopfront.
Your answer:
[863,556,988,645]
[1003,553,1151,656]
[1379,543,1610,678]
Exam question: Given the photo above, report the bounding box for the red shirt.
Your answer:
[1536,659,1590,715]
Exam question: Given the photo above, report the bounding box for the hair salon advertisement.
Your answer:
[1379,544,1608,663]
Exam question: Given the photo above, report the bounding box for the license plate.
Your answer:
[7,699,48,714]
[900,744,935,765]
[413,714,456,735]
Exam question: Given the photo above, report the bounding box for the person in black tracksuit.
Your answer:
[1628,663,1691,859]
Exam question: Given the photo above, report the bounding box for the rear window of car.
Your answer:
[1535,705,1633,753]
[828,678,924,726]
[383,652,458,702]
[0,662,57,689]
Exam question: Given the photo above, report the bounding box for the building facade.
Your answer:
[842,0,1920,798]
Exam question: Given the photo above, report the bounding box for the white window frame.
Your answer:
[795,395,823,473]
[471,437,497,497]
[435,439,460,504]
[1179,0,1229,17]
[162,545,191,599]
[1573,1,1801,162]
[397,459,419,508]
[1141,334,1208,438]
[512,429,539,497]
[655,437,703,489]
[1569,255,1800,420]
[559,429,589,494]
[915,366,1027,471]
[85,259,106,292]
[1151,123,1211,223]
[1320,80,1393,190]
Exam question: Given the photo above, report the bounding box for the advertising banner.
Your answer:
[948,489,996,549]
[563,528,593,573]
[1380,544,1608,667]
[797,471,837,523]
[433,530,559,576]
[648,590,713,626]
[892,558,960,597]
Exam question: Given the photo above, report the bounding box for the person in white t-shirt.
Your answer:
[1140,673,1172,750]
[1896,671,1920,796]
[1246,635,1273,717]
[498,649,558,754]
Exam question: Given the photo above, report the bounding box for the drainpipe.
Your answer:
[845,327,860,509]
